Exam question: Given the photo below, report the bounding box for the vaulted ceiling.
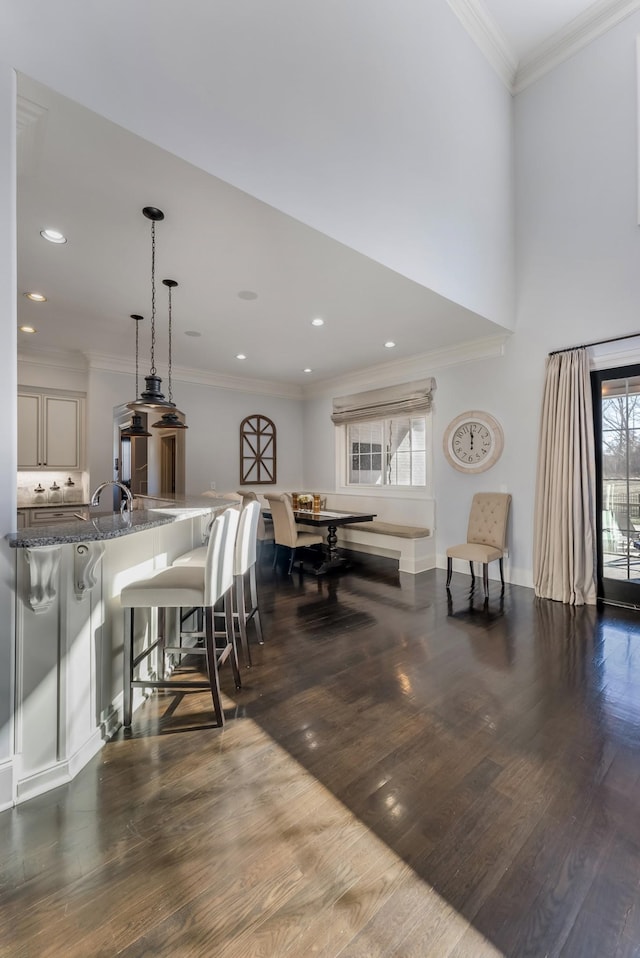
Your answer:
[6,1,635,392]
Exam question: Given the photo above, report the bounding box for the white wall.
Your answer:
[87,367,305,498]
[0,0,514,330]
[18,354,88,394]
[181,381,304,495]
[0,61,17,809]
[306,11,640,589]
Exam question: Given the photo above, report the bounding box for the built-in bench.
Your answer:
[338,520,433,574]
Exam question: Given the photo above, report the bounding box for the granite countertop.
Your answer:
[6,496,232,548]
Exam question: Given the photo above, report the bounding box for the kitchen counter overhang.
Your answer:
[7,498,225,549]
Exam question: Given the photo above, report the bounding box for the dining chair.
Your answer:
[173,500,264,666]
[446,492,511,595]
[119,506,241,728]
[263,492,324,573]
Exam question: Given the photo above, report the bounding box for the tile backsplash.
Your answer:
[18,471,89,507]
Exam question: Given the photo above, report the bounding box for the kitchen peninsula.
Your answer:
[6,496,231,804]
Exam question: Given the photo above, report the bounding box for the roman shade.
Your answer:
[331,378,436,425]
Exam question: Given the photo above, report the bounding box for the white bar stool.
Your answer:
[119,507,241,728]
[174,500,264,666]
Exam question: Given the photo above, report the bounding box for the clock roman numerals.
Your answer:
[444,411,504,473]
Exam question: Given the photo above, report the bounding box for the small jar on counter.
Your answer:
[33,483,46,505]
[63,477,80,503]
[48,482,63,504]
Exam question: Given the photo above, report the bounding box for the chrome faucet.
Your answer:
[90,480,134,515]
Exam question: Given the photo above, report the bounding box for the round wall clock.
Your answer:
[443,410,504,473]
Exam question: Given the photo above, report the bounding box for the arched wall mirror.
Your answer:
[240,414,276,484]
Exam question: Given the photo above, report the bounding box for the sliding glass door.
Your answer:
[592,363,640,606]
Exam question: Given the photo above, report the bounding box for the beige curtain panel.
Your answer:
[533,348,597,605]
[331,378,436,425]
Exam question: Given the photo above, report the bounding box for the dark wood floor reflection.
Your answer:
[2,553,640,957]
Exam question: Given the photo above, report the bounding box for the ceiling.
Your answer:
[482,0,607,62]
[16,74,502,393]
[13,1,625,393]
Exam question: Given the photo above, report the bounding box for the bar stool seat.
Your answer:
[120,507,240,728]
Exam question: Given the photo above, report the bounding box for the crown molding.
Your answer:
[302,334,510,400]
[19,338,509,402]
[18,347,88,372]
[83,351,303,401]
[446,0,518,91]
[514,0,640,94]
[16,95,47,135]
[448,0,640,95]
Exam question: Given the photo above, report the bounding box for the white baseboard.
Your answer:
[0,759,15,812]
[15,728,105,805]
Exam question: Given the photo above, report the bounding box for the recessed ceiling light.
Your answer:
[311,318,324,326]
[40,229,67,244]
[19,325,37,334]
[23,292,47,302]
[303,368,313,373]
[184,330,201,337]
[384,341,396,348]
[238,290,258,301]
[236,353,247,360]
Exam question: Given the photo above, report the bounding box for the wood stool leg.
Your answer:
[446,557,452,588]
[123,608,134,727]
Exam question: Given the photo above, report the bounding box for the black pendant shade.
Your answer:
[127,374,176,411]
[152,410,188,430]
[121,412,152,438]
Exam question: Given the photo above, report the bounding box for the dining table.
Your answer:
[280,507,377,574]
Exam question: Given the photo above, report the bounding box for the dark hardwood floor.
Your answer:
[2,552,640,957]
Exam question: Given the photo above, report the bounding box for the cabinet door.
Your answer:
[43,396,81,469]
[17,394,42,467]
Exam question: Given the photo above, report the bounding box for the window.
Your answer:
[347,415,426,487]
[331,377,435,492]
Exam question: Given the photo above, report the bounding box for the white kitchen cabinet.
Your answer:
[18,389,85,470]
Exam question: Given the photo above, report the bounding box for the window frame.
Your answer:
[334,412,433,498]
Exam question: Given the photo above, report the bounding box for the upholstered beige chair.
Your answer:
[264,492,324,573]
[446,492,511,595]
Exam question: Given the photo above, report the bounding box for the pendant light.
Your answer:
[127,207,175,412]
[153,279,188,429]
[122,314,151,438]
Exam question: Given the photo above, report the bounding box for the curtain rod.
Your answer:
[548,332,640,356]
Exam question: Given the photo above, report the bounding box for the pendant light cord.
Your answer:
[167,283,173,403]
[135,318,139,397]
[150,219,156,376]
